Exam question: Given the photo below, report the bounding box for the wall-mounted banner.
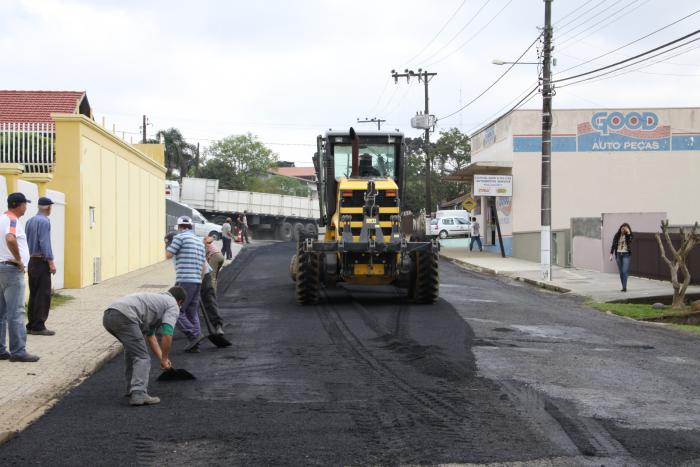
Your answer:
[578,111,670,151]
[474,175,513,197]
[513,110,700,152]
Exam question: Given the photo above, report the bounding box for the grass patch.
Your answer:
[51,291,74,309]
[588,302,671,320]
[670,324,700,336]
[589,301,700,335]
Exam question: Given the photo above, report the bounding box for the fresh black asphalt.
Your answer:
[1,241,699,465]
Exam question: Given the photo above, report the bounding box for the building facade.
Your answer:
[453,107,700,268]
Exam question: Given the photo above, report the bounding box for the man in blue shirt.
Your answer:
[165,216,206,352]
[25,197,56,336]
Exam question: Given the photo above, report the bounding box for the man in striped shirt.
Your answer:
[165,216,206,353]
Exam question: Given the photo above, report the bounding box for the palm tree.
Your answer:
[155,128,198,180]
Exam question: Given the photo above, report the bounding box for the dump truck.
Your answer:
[290,128,439,304]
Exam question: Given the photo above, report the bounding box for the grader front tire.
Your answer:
[295,251,321,305]
[411,249,439,304]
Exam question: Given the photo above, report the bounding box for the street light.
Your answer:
[491,59,539,65]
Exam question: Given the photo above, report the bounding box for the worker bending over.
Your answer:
[103,287,186,406]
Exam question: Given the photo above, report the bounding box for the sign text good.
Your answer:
[473,175,512,197]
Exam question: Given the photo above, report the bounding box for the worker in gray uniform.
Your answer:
[102,287,186,406]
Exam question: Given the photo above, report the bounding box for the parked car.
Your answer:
[192,208,223,239]
[430,217,472,239]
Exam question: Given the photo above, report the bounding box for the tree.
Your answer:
[247,175,310,197]
[655,220,700,309]
[198,133,278,190]
[155,128,198,180]
[401,128,471,214]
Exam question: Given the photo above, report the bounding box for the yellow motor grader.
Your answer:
[290,128,439,305]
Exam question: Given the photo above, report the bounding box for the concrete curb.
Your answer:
[443,254,572,294]
[0,341,122,446]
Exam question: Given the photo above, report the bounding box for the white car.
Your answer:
[191,209,223,240]
[430,217,472,239]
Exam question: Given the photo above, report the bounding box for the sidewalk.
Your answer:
[439,241,700,303]
[0,241,242,444]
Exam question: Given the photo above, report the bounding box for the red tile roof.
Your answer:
[271,167,316,178]
[0,90,87,123]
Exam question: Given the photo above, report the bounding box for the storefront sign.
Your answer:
[512,109,700,152]
[473,175,512,197]
[579,111,670,151]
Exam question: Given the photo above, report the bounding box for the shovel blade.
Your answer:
[207,334,232,348]
[157,368,196,381]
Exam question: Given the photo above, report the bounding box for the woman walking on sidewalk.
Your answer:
[610,223,634,292]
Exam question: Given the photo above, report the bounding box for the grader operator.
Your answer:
[290,128,439,305]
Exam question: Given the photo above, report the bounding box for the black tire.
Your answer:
[293,222,305,241]
[439,230,448,239]
[209,231,221,240]
[295,250,321,305]
[304,223,317,237]
[410,248,439,304]
[278,222,294,242]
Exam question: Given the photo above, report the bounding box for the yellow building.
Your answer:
[0,91,166,288]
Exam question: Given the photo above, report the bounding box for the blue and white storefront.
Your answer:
[455,107,700,266]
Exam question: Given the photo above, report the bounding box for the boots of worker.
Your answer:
[129,391,160,406]
[184,335,204,353]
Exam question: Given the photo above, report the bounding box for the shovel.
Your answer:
[199,301,232,348]
[157,367,196,381]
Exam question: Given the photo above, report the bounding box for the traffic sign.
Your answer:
[462,196,476,211]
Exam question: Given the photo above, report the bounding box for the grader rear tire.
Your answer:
[410,249,439,304]
[295,250,321,305]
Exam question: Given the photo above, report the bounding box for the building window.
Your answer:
[89,206,96,229]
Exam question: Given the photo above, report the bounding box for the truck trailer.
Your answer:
[177,177,320,241]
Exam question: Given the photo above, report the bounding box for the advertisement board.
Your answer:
[473,175,513,197]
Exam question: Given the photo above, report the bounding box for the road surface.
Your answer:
[2,242,700,466]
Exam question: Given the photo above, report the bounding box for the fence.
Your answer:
[0,122,55,173]
[631,232,700,285]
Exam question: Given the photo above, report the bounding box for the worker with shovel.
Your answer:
[102,287,186,406]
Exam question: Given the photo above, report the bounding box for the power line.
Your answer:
[437,32,542,121]
[367,76,391,115]
[402,0,467,66]
[466,85,539,135]
[115,128,316,146]
[552,0,596,25]
[554,29,700,83]
[556,0,647,49]
[555,0,608,32]
[557,0,639,40]
[557,38,700,87]
[554,9,700,76]
[426,0,515,67]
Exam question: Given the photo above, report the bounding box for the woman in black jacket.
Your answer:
[609,223,633,292]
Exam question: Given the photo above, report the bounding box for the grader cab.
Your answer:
[290,128,439,305]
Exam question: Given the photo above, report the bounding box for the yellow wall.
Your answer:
[49,114,166,288]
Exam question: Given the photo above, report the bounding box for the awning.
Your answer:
[444,161,512,182]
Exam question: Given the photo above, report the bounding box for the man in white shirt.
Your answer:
[0,193,40,362]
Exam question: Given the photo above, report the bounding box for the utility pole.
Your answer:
[541,0,553,281]
[141,115,148,143]
[392,68,437,215]
[357,117,386,131]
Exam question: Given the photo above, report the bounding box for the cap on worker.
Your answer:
[38,197,54,206]
[176,215,193,226]
[7,192,30,208]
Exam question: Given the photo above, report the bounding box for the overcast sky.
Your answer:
[2,0,699,165]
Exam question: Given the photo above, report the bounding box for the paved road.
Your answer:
[2,242,700,466]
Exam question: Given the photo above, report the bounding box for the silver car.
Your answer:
[430,217,472,239]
